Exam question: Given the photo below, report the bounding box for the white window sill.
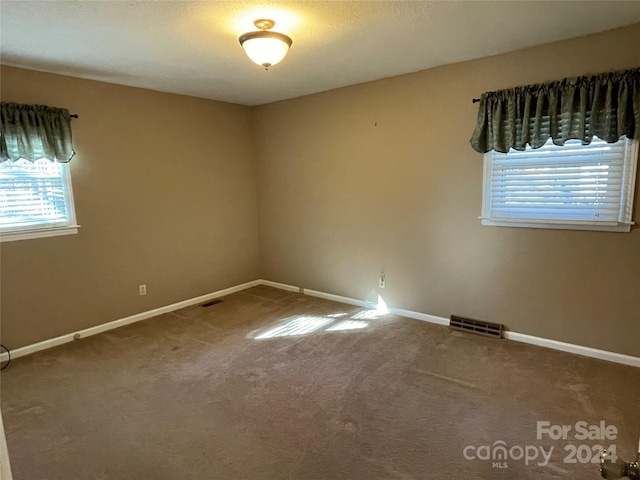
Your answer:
[480,218,632,233]
[0,225,80,243]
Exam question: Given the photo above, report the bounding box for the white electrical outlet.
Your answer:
[379,272,386,289]
[139,284,147,296]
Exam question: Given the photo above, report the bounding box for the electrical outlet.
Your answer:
[379,272,386,289]
[139,284,147,296]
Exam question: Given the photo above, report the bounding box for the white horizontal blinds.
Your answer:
[488,137,629,222]
[0,159,71,230]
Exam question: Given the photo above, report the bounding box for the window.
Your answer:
[0,159,78,242]
[481,137,638,232]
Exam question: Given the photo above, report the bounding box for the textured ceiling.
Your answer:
[1,1,640,106]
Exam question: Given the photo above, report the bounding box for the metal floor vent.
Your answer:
[450,315,503,339]
[201,299,223,308]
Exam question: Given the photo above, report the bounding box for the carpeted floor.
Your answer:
[1,285,639,479]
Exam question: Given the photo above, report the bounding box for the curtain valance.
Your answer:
[0,102,75,162]
[470,68,640,154]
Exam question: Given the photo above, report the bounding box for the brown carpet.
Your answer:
[1,285,639,479]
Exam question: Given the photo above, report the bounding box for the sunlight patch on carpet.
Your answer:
[251,299,390,339]
[326,320,369,331]
[255,316,334,339]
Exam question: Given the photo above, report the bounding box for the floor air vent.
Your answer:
[201,299,223,308]
[450,315,503,339]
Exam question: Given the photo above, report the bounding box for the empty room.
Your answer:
[1,1,639,479]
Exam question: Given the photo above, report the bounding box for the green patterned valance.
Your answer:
[470,68,640,154]
[0,102,75,162]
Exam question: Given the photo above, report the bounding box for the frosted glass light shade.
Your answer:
[239,31,292,69]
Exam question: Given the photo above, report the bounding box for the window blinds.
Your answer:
[482,137,637,225]
[0,159,74,231]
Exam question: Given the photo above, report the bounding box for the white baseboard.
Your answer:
[259,280,301,293]
[267,280,639,368]
[1,278,638,368]
[302,288,448,326]
[503,331,640,368]
[0,280,261,362]
[302,288,367,307]
[386,305,450,326]
[0,412,13,480]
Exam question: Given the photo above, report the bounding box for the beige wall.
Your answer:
[0,66,260,348]
[2,24,639,357]
[254,24,640,357]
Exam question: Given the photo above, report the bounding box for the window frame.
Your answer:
[480,137,639,233]
[0,159,79,242]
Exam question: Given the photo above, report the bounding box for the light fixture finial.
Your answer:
[239,18,293,70]
[253,19,275,31]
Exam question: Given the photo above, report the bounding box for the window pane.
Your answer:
[482,137,638,231]
[0,159,74,232]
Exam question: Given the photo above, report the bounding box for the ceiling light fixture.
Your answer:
[239,19,292,70]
